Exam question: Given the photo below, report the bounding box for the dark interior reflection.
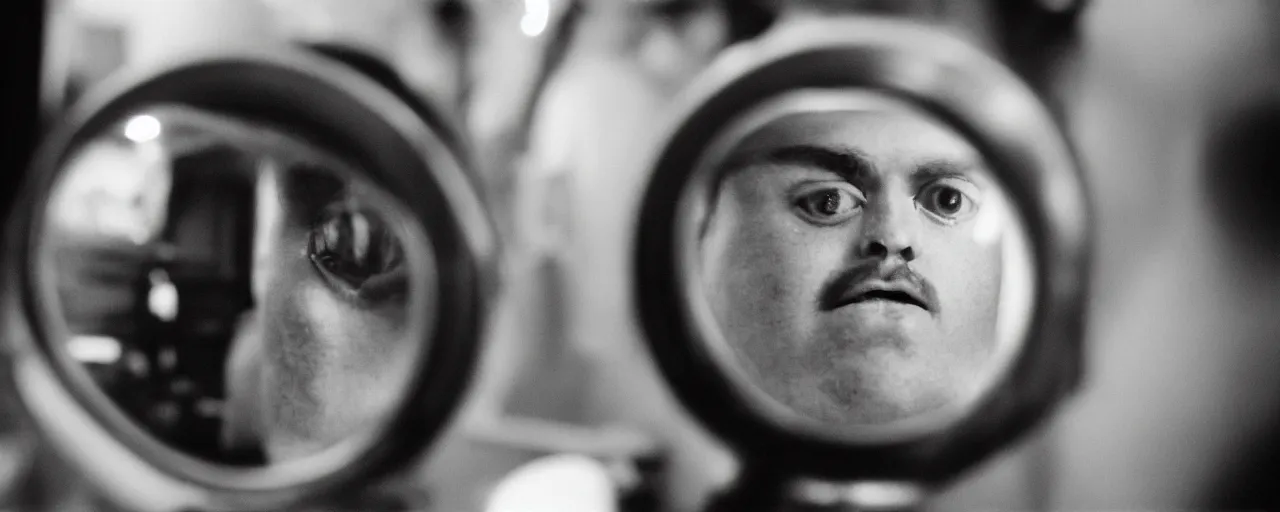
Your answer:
[49,136,260,464]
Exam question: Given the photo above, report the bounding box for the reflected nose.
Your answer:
[856,194,918,262]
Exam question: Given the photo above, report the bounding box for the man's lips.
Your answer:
[820,263,939,314]
[832,279,931,311]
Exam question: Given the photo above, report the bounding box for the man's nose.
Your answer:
[855,194,918,262]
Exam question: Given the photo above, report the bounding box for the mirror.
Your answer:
[32,103,437,466]
[635,17,1089,497]
[677,90,1036,440]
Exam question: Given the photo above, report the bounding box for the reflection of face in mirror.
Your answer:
[697,105,1028,428]
[39,107,431,465]
[252,164,422,462]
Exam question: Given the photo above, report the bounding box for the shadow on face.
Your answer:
[697,107,1025,427]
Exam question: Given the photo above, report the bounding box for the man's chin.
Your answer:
[824,307,934,355]
[809,380,952,426]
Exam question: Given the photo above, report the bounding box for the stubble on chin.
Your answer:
[788,330,952,425]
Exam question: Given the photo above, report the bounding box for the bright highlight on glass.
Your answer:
[68,335,123,364]
[521,0,550,37]
[124,114,162,143]
[485,454,618,512]
[147,269,179,322]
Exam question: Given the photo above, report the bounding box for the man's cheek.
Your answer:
[291,280,412,371]
[726,223,821,303]
[261,256,353,430]
[298,281,415,405]
[959,231,1005,312]
[922,223,1000,287]
[917,230,1004,368]
[268,278,414,442]
[262,267,325,433]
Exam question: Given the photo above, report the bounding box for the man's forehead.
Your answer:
[727,109,981,166]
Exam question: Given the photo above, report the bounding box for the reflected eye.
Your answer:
[794,185,862,225]
[917,180,980,223]
[307,208,405,300]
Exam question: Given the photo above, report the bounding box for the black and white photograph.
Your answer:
[1,1,1279,512]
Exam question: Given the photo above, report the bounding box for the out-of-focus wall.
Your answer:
[942,1,1280,509]
[1046,0,1280,508]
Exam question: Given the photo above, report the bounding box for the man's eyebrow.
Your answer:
[720,144,875,183]
[912,158,980,185]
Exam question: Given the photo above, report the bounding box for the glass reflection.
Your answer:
[688,92,1034,433]
[39,106,434,465]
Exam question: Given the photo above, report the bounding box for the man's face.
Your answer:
[699,108,1008,426]
[255,167,425,461]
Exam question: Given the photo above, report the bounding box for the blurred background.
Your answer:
[4,0,1280,511]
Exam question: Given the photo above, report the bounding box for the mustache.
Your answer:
[819,261,940,315]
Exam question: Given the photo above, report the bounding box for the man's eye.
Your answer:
[917,182,979,222]
[794,186,862,224]
[307,209,405,296]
